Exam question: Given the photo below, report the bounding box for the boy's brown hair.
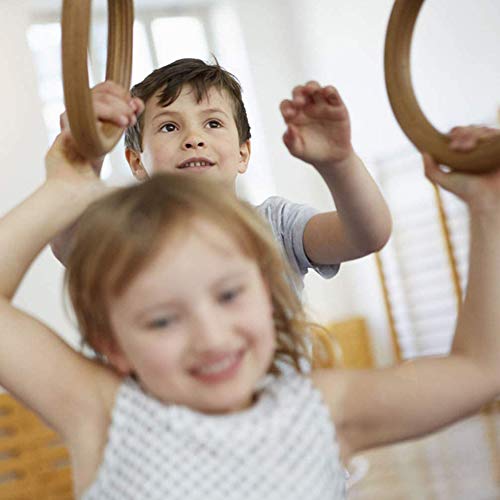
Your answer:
[125,58,251,153]
[65,173,320,375]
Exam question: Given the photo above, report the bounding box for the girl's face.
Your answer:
[107,218,276,414]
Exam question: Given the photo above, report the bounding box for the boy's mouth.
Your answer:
[177,157,215,170]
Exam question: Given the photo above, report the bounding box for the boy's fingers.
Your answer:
[323,86,342,106]
[291,81,321,105]
[282,124,299,152]
[280,99,297,120]
[304,82,323,106]
[291,86,307,105]
[311,89,326,106]
[305,80,321,91]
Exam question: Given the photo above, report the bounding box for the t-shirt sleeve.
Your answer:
[255,196,340,280]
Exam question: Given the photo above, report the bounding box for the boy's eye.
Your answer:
[219,286,243,304]
[207,120,222,129]
[160,123,177,133]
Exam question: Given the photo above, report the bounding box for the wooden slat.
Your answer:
[0,393,74,500]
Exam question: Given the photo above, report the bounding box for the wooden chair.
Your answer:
[0,393,73,500]
[312,316,374,369]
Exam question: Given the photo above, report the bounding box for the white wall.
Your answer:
[0,0,81,352]
[1,0,499,365]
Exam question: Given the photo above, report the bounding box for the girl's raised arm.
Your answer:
[313,129,500,461]
[0,133,113,441]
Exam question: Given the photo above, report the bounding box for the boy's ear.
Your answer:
[125,148,149,181]
[94,337,133,376]
[238,140,251,174]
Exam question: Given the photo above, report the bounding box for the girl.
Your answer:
[0,128,499,499]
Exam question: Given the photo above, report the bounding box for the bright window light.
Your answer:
[151,17,210,65]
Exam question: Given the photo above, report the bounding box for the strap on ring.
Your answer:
[62,0,134,158]
[384,0,500,172]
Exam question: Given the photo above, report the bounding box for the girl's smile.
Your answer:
[190,348,246,384]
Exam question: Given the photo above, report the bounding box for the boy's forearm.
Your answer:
[314,152,392,255]
[0,180,97,300]
[451,211,500,384]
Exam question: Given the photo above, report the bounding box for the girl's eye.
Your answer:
[146,316,176,329]
[207,120,222,129]
[219,287,243,304]
[161,123,177,133]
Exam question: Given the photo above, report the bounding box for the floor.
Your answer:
[347,407,500,500]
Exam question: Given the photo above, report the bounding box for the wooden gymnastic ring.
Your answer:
[384,0,500,172]
[62,0,134,158]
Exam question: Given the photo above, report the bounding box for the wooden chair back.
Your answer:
[0,393,73,500]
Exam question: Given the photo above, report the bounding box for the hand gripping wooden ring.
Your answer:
[384,0,500,172]
[62,0,134,158]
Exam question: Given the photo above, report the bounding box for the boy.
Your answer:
[54,58,392,291]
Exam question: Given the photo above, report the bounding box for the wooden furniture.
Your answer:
[313,317,374,369]
[0,393,73,500]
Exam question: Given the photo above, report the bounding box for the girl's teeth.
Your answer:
[197,354,237,375]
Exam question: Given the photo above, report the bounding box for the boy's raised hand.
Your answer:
[424,126,500,213]
[280,81,353,169]
[59,81,144,173]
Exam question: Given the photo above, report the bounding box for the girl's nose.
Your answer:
[191,306,228,349]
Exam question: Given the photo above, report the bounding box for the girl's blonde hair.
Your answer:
[65,173,329,374]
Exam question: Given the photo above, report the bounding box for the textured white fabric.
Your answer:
[82,373,346,500]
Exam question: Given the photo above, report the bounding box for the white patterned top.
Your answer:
[81,373,346,500]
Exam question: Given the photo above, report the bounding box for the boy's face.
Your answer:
[127,86,250,192]
[106,218,276,414]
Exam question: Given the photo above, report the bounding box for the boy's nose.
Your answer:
[183,137,205,149]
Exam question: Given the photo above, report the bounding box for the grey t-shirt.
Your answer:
[255,196,340,294]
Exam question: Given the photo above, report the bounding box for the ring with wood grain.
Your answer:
[62,0,134,158]
[384,0,500,172]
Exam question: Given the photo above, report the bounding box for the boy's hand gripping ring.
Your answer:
[62,0,134,158]
[384,0,500,172]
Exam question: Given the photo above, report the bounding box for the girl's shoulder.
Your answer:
[69,367,123,497]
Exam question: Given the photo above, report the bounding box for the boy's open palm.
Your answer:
[280,82,353,169]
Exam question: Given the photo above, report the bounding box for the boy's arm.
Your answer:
[302,151,392,264]
[51,81,143,265]
[281,82,392,265]
[0,133,113,439]
[313,129,500,461]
